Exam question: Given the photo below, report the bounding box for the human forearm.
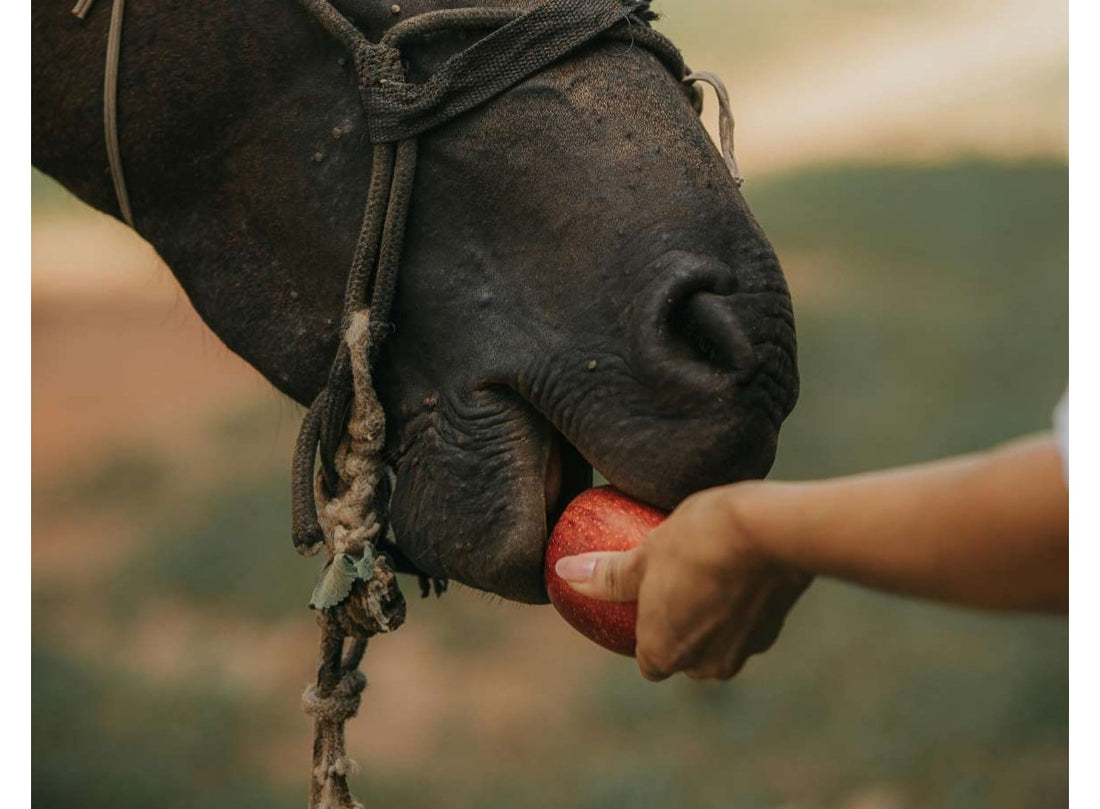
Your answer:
[732,434,1068,612]
[557,433,1067,680]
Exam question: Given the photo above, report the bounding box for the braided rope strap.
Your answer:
[301,312,407,809]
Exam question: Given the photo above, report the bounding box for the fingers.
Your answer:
[683,654,746,682]
[634,604,709,683]
[642,572,812,682]
[744,572,813,656]
[679,607,754,682]
[637,655,675,682]
[554,548,645,602]
[636,631,701,682]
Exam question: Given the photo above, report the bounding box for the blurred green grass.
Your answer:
[750,160,1067,477]
[33,159,1067,809]
[32,646,299,809]
[116,475,311,621]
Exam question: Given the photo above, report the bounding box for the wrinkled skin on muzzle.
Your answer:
[383,40,798,602]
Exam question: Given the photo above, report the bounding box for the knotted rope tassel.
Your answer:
[302,637,368,809]
[299,311,407,809]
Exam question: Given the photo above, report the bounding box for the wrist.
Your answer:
[715,479,778,567]
[724,478,821,574]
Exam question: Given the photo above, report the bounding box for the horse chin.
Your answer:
[387,394,570,605]
[465,419,593,604]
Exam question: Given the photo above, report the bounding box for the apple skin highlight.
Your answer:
[544,486,666,656]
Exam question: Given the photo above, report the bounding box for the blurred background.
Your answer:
[32,0,1067,807]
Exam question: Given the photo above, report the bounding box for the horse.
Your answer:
[32,0,799,611]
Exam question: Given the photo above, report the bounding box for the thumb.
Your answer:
[554,548,645,602]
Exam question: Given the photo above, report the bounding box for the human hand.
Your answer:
[554,484,811,681]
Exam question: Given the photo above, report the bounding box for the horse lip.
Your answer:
[542,425,593,535]
[544,437,562,519]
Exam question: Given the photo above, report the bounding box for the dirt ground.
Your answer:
[32,271,270,483]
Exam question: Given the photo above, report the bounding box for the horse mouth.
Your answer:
[543,427,594,535]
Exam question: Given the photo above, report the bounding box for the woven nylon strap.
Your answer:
[362,0,662,142]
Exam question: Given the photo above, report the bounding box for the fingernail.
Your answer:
[555,556,597,582]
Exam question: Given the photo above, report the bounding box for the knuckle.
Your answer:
[686,664,728,682]
[599,560,619,594]
[624,546,645,576]
[746,621,782,655]
[636,648,677,681]
[637,657,667,681]
[603,550,644,600]
[722,653,748,680]
[650,649,685,677]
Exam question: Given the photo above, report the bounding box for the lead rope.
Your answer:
[72,0,135,226]
[287,5,436,808]
[287,10,415,806]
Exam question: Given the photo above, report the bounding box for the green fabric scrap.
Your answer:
[309,548,375,610]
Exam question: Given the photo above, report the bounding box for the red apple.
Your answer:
[544,485,666,656]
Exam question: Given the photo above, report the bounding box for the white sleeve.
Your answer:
[1053,389,1068,484]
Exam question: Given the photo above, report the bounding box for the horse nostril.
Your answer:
[632,251,759,385]
[669,291,755,373]
[653,281,756,383]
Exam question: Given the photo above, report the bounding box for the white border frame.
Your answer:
[1068,0,1097,804]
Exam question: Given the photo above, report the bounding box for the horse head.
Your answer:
[32,0,798,603]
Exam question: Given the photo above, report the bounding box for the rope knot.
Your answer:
[316,755,361,780]
[302,669,367,724]
[356,41,405,89]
